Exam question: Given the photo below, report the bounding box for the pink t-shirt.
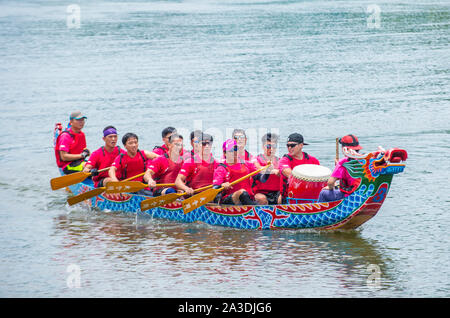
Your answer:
[279,153,320,196]
[279,153,320,174]
[332,158,356,195]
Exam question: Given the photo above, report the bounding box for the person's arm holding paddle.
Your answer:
[143,168,157,188]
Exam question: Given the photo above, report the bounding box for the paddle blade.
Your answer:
[51,171,90,190]
[182,188,221,214]
[67,187,105,206]
[105,181,146,194]
[140,193,181,211]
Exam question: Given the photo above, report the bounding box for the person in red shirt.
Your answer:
[213,139,263,205]
[318,134,363,202]
[279,133,320,203]
[175,133,217,195]
[253,133,281,205]
[54,111,90,174]
[152,126,177,156]
[83,126,125,188]
[108,133,157,186]
[182,130,203,162]
[144,134,184,196]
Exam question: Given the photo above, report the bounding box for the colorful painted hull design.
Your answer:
[66,146,407,230]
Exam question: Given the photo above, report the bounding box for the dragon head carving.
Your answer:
[342,146,408,182]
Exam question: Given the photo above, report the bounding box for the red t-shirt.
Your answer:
[112,150,147,182]
[147,154,183,184]
[179,153,218,189]
[55,128,86,168]
[279,152,320,196]
[87,146,125,187]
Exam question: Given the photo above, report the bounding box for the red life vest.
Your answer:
[220,162,255,198]
[54,127,86,168]
[253,154,280,194]
[186,155,215,189]
[157,153,183,184]
[116,150,147,182]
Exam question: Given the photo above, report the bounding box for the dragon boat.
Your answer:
[62,146,407,230]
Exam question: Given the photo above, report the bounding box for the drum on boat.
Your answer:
[287,164,332,203]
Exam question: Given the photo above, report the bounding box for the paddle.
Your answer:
[182,162,271,214]
[67,172,146,206]
[104,181,175,194]
[336,137,340,164]
[50,167,110,190]
[140,184,213,211]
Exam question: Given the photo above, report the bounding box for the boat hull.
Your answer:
[67,174,394,230]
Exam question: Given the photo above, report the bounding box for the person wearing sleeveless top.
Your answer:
[144,134,184,196]
[108,133,158,185]
[278,133,320,203]
[176,133,218,196]
[83,126,125,188]
[253,133,282,205]
[318,134,363,202]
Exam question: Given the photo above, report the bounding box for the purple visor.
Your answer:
[103,127,118,137]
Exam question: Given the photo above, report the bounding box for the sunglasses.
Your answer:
[265,144,277,149]
[173,143,183,147]
[233,135,246,140]
[286,143,299,148]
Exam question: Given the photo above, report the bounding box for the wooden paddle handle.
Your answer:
[229,162,271,187]
[123,172,146,182]
[336,138,339,162]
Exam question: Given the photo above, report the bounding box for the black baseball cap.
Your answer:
[287,133,309,145]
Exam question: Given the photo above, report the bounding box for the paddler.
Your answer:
[108,133,158,190]
[253,133,281,205]
[144,134,184,196]
[279,133,320,203]
[182,130,203,162]
[54,111,90,174]
[318,134,363,202]
[82,126,124,188]
[153,126,177,156]
[232,129,255,162]
[212,139,265,205]
[175,133,218,196]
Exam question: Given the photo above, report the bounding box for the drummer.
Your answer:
[318,134,362,202]
[279,133,320,203]
[253,133,281,205]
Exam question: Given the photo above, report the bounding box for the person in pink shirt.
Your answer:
[83,126,125,188]
[54,111,90,174]
[279,133,320,203]
[144,134,184,196]
[152,126,176,156]
[212,139,263,205]
[318,134,363,202]
[253,133,282,205]
[176,133,217,196]
[232,129,255,162]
